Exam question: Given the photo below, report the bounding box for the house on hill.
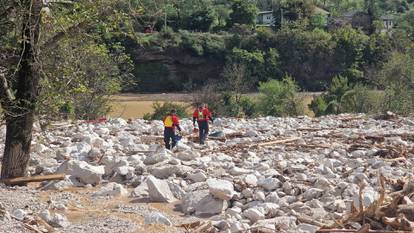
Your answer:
[330,11,395,33]
[256,11,275,27]
[255,6,330,27]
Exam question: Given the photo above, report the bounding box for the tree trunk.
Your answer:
[1,0,42,180]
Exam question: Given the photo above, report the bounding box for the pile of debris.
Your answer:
[0,113,414,233]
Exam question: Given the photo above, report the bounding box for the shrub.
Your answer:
[340,85,384,114]
[143,102,188,121]
[380,52,414,115]
[257,76,304,117]
[239,96,257,117]
[310,76,386,116]
[309,96,327,117]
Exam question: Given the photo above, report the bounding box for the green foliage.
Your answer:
[185,9,217,32]
[380,52,414,114]
[340,85,384,113]
[143,102,188,120]
[39,38,127,120]
[310,76,386,116]
[257,76,304,117]
[309,96,327,117]
[398,10,414,39]
[228,0,258,27]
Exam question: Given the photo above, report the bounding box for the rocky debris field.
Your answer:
[1,113,414,233]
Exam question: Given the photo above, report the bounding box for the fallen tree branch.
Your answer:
[0,173,65,185]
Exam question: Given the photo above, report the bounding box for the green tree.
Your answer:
[0,0,136,179]
[185,9,217,32]
[227,0,258,27]
[380,52,414,114]
[257,76,304,117]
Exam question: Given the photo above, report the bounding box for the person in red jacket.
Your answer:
[163,109,181,150]
[193,104,213,145]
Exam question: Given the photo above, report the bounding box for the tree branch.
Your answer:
[40,20,90,50]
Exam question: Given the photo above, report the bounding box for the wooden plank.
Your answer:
[0,173,65,185]
[258,137,301,147]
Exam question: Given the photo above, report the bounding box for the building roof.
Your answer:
[381,15,394,20]
[258,11,273,15]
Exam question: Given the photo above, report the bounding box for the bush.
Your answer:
[257,76,304,117]
[310,76,386,116]
[340,85,384,114]
[309,96,327,117]
[239,96,257,117]
[380,52,414,115]
[143,102,188,120]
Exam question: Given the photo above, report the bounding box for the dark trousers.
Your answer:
[198,121,209,144]
[164,128,176,150]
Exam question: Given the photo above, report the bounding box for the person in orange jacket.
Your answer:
[193,104,213,145]
[163,109,181,150]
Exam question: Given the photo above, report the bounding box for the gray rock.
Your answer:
[244,174,258,187]
[144,149,170,165]
[181,189,209,214]
[40,210,70,228]
[147,176,177,203]
[195,194,228,216]
[176,150,200,161]
[92,183,128,197]
[168,182,186,200]
[12,209,27,221]
[229,167,252,176]
[352,188,379,208]
[144,212,172,226]
[303,188,324,201]
[149,165,194,179]
[297,223,319,233]
[188,172,207,183]
[131,182,149,198]
[258,178,281,191]
[253,191,266,201]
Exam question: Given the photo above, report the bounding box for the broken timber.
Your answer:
[0,173,65,185]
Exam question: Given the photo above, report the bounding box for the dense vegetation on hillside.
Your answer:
[1,0,414,119]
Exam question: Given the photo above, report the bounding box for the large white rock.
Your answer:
[39,210,70,228]
[297,223,319,233]
[149,165,194,179]
[131,182,149,198]
[176,150,200,161]
[144,212,172,226]
[168,182,186,200]
[244,174,258,187]
[303,188,324,201]
[188,172,207,183]
[181,190,209,214]
[229,167,252,176]
[195,194,228,216]
[147,176,177,203]
[258,178,281,191]
[12,209,27,221]
[352,188,379,208]
[92,183,128,197]
[57,160,104,185]
[207,178,235,201]
[144,149,170,165]
[243,208,265,223]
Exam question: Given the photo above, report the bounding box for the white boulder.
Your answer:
[207,178,235,201]
[147,176,177,203]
